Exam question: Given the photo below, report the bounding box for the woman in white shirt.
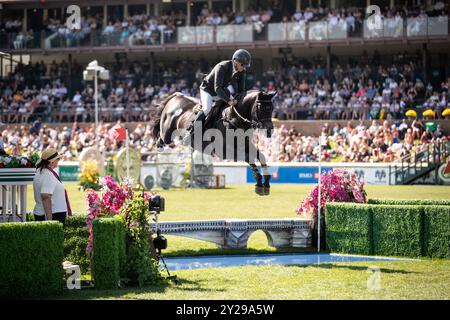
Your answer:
[33,148,72,224]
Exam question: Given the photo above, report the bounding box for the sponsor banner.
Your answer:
[59,165,80,182]
[343,167,389,185]
[246,166,390,185]
[247,167,332,184]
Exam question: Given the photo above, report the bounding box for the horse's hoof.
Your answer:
[263,187,270,196]
[255,185,265,196]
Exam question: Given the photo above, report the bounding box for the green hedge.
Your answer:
[369,199,450,206]
[371,205,423,257]
[368,199,421,205]
[0,221,64,298]
[116,218,127,278]
[325,202,450,258]
[423,206,450,258]
[64,215,90,274]
[92,217,126,289]
[325,203,373,255]
[421,200,450,206]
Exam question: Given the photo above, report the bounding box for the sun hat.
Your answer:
[36,148,63,167]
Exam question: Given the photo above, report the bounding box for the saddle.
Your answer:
[192,100,229,130]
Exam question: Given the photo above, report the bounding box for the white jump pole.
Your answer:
[317,134,322,253]
[126,128,130,178]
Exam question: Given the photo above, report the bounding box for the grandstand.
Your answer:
[0,0,449,183]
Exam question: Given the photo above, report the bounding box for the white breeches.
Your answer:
[200,85,235,116]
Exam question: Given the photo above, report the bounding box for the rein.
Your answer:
[232,99,273,129]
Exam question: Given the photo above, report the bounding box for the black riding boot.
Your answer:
[182,110,206,146]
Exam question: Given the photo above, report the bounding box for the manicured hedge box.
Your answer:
[64,214,90,274]
[92,217,126,289]
[368,199,421,206]
[420,200,450,206]
[369,199,450,206]
[0,221,64,298]
[371,205,423,257]
[325,202,373,255]
[423,206,450,258]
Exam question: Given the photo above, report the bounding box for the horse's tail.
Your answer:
[149,104,164,140]
[149,92,180,140]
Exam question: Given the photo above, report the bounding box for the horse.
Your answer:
[149,90,277,196]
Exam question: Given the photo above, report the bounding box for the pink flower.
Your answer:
[296,169,367,218]
[85,175,139,253]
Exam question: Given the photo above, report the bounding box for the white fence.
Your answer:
[0,168,36,222]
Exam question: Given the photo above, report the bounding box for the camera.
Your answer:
[153,232,167,250]
[149,195,167,250]
[149,195,165,213]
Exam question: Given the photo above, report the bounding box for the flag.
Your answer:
[115,128,127,141]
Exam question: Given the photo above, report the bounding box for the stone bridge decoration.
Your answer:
[153,218,312,249]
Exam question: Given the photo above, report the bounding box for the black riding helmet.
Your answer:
[232,49,251,68]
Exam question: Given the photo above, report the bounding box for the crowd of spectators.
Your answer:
[265,51,450,120]
[1,51,449,124]
[260,119,447,163]
[1,1,448,49]
[1,117,447,164]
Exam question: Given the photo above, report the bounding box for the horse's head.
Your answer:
[251,90,277,137]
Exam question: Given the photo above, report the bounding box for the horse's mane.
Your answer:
[242,90,261,106]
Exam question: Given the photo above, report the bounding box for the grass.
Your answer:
[25,183,450,299]
[60,259,450,300]
[27,183,450,221]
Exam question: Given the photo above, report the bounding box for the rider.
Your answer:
[183,49,251,144]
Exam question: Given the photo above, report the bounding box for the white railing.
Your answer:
[0,168,36,223]
[364,17,404,38]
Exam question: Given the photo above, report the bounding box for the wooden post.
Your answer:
[23,9,27,32]
[9,55,13,76]
[187,1,191,26]
[146,3,150,16]
[232,0,236,12]
[103,4,108,26]
[390,0,394,9]
[124,3,128,19]
[297,0,301,11]
[422,43,428,84]
[326,46,331,78]
[68,53,72,97]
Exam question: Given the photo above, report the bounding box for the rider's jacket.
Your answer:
[200,60,246,103]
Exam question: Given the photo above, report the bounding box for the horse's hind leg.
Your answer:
[257,149,271,196]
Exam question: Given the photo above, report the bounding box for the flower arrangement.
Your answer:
[79,160,101,191]
[296,168,367,218]
[0,153,39,169]
[119,191,161,286]
[85,175,161,285]
[85,175,133,253]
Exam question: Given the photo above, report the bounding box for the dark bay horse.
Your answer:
[149,90,277,195]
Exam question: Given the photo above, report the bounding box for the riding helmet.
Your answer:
[232,49,252,68]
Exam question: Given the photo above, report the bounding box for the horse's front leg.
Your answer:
[249,163,264,196]
[257,149,271,196]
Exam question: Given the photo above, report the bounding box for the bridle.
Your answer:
[232,98,273,129]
